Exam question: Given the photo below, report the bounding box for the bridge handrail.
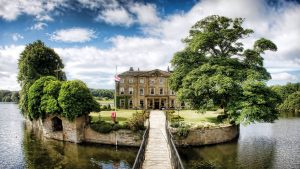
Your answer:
[132,119,150,169]
[165,112,185,169]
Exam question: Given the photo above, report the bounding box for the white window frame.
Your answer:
[159,88,164,95]
[129,87,133,95]
[139,78,144,84]
[159,78,164,84]
[120,99,125,107]
[129,99,133,108]
[140,99,144,108]
[140,88,144,95]
[150,88,155,95]
[129,78,134,83]
[120,87,124,95]
[150,79,155,85]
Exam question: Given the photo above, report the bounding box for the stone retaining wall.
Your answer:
[84,127,142,147]
[171,124,239,146]
[25,115,142,146]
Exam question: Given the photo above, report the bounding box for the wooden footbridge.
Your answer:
[132,110,184,169]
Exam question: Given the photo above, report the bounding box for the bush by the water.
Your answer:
[28,76,100,120]
[90,120,128,133]
[127,110,149,131]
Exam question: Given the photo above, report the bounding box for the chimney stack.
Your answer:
[129,67,134,71]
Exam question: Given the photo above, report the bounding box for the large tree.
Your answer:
[17,40,66,115]
[170,15,279,124]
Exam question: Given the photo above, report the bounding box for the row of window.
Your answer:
[119,87,175,95]
[119,99,175,108]
[120,78,165,84]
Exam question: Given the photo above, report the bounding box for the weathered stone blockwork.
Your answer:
[26,115,143,146]
[171,125,239,146]
[84,128,142,147]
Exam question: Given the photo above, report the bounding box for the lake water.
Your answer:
[1,103,300,169]
[0,103,138,169]
[179,113,300,169]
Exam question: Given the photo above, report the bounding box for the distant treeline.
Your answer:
[89,89,114,100]
[0,90,19,102]
[271,82,300,113]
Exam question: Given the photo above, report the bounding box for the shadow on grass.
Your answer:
[204,117,220,124]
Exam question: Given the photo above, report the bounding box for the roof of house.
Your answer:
[119,67,171,77]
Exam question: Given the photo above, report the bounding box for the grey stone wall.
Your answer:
[171,124,239,146]
[84,127,142,147]
[25,115,142,146]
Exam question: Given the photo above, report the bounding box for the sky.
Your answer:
[0,0,300,90]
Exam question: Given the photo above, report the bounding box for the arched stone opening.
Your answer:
[51,117,63,131]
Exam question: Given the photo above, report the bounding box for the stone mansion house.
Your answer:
[116,67,179,110]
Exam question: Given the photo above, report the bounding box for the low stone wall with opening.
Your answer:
[25,115,143,146]
[84,127,142,147]
[26,115,88,143]
[171,124,239,146]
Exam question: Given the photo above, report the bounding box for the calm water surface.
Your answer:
[179,113,300,169]
[0,103,138,169]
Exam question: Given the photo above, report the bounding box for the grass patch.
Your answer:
[90,109,143,125]
[167,109,229,128]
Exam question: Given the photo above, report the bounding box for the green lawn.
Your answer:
[170,109,227,126]
[96,99,114,105]
[90,109,142,124]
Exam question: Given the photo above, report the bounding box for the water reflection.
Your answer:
[0,103,138,169]
[179,115,300,169]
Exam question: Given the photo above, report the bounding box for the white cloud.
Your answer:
[96,7,134,26]
[77,0,119,10]
[35,14,54,22]
[30,22,47,30]
[50,28,96,43]
[1,0,300,90]
[129,3,160,25]
[271,72,298,81]
[0,45,25,90]
[12,33,24,41]
[0,0,67,21]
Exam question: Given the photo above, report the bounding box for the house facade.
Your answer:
[116,67,179,109]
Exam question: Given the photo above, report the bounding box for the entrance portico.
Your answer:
[145,97,168,109]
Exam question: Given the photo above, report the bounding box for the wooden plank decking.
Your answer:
[142,110,172,169]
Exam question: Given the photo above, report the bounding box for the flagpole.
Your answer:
[114,66,117,112]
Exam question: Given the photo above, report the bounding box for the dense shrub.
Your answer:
[90,121,113,134]
[28,76,57,119]
[40,80,62,115]
[128,112,147,131]
[58,80,100,121]
[174,123,190,138]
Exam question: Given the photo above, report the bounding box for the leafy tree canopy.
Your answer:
[170,15,279,124]
[0,90,19,102]
[278,91,300,113]
[17,40,66,114]
[58,80,100,120]
[28,76,57,119]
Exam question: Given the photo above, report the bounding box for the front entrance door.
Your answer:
[154,101,160,109]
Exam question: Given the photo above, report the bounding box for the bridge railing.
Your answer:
[165,113,185,169]
[132,119,150,169]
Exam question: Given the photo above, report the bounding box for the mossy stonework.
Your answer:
[170,124,239,146]
[26,115,143,146]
